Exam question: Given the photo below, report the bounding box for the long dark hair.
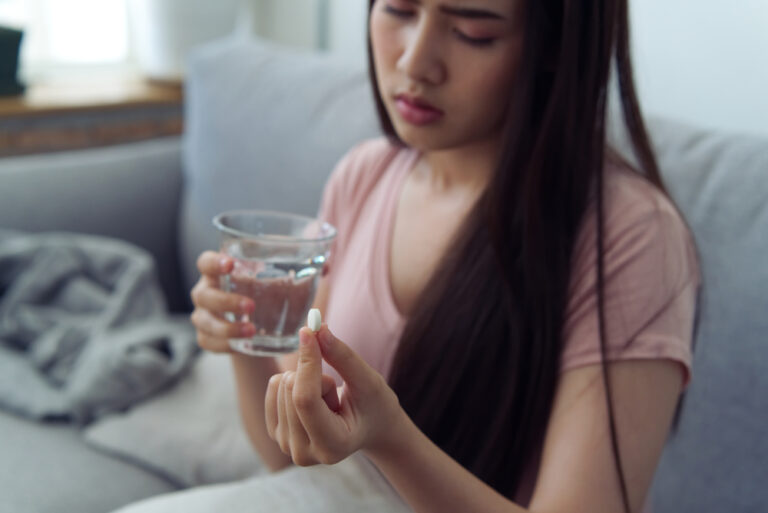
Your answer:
[369,0,668,510]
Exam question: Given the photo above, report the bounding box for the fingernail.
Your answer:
[240,324,255,336]
[299,329,312,346]
[220,257,231,271]
[240,299,254,313]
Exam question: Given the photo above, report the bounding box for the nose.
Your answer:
[397,16,447,86]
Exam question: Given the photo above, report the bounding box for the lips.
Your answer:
[394,94,444,126]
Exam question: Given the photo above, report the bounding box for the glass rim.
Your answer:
[212,209,337,244]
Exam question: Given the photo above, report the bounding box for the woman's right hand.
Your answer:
[190,251,256,353]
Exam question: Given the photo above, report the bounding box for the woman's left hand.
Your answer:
[265,324,404,466]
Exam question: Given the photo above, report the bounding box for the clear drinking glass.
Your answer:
[212,209,336,356]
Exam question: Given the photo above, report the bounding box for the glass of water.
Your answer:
[212,209,336,357]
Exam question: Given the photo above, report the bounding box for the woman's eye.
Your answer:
[383,4,495,47]
[453,29,496,47]
[384,5,414,18]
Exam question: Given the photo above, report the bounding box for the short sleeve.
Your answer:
[315,138,397,279]
[315,153,349,279]
[560,188,701,389]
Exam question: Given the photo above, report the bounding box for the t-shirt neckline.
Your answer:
[378,146,422,325]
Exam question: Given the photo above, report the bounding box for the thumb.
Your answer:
[295,327,323,397]
[316,325,376,391]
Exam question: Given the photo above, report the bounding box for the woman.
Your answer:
[186,1,701,512]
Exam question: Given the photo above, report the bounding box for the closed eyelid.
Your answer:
[384,1,503,44]
[454,19,501,33]
[453,30,497,46]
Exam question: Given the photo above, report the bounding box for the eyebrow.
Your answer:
[440,6,505,20]
[404,0,507,21]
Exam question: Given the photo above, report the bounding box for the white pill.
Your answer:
[307,308,322,332]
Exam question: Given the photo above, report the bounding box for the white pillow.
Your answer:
[83,352,266,487]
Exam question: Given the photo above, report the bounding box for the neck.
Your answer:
[417,137,501,196]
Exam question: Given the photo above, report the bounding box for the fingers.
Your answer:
[321,375,340,412]
[190,308,255,353]
[295,328,335,424]
[268,372,313,462]
[196,250,233,277]
[193,250,253,316]
[276,371,290,455]
[284,372,314,466]
[195,331,232,353]
[191,280,254,318]
[316,325,378,393]
[265,374,280,440]
[294,328,343,450]
[191,251,257,354]
[295,328,323,401]
[265,371,338,466]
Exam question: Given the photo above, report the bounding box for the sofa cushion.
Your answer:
[0,411,176,513]
[630,119,768,513]
[179,37,381,293]
[83,352,266,488]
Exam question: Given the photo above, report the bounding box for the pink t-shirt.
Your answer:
[317,138,700,506]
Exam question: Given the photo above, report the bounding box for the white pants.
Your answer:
[112,452,413,513]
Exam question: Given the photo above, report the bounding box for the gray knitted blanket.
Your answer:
[0,230,198,424]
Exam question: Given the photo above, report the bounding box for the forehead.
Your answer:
[402,0,518,18]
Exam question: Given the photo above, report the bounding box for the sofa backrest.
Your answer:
[629,119,768,513]
[0,137,186,312]
[180,37,381,296]
[181,37,768,512]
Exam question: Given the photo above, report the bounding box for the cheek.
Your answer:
[484,68,515,105]
[462,54,519,118]
[369,10,397,71]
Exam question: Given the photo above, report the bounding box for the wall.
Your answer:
[251,1,367,61]
[251,0,321,49]
[327,0,368,66]
[255,1,768,138]
[630,0,768,137]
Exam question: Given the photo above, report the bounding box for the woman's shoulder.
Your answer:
[318,137,415,231]
[602,157,678,223]
[590,156,691,244]
[562,156,702,383]
[574,156,701,287]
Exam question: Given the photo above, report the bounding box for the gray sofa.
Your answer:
[0,37,766,513]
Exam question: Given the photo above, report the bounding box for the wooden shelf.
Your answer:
[0,75,184,156]
[0,76,183,117]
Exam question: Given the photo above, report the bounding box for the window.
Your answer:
[0,0,132,81]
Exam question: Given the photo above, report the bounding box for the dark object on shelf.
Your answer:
[0,25,25,96]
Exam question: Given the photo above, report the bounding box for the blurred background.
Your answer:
[0,5,765,513]
[0,0,766,157]
[0,0,366,83]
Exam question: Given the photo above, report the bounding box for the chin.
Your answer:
[390,122,462,153]
[394,118,505,156]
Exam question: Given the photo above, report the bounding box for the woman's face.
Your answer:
[370,0,523,152]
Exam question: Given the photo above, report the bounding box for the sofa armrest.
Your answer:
[0,137,188,311]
